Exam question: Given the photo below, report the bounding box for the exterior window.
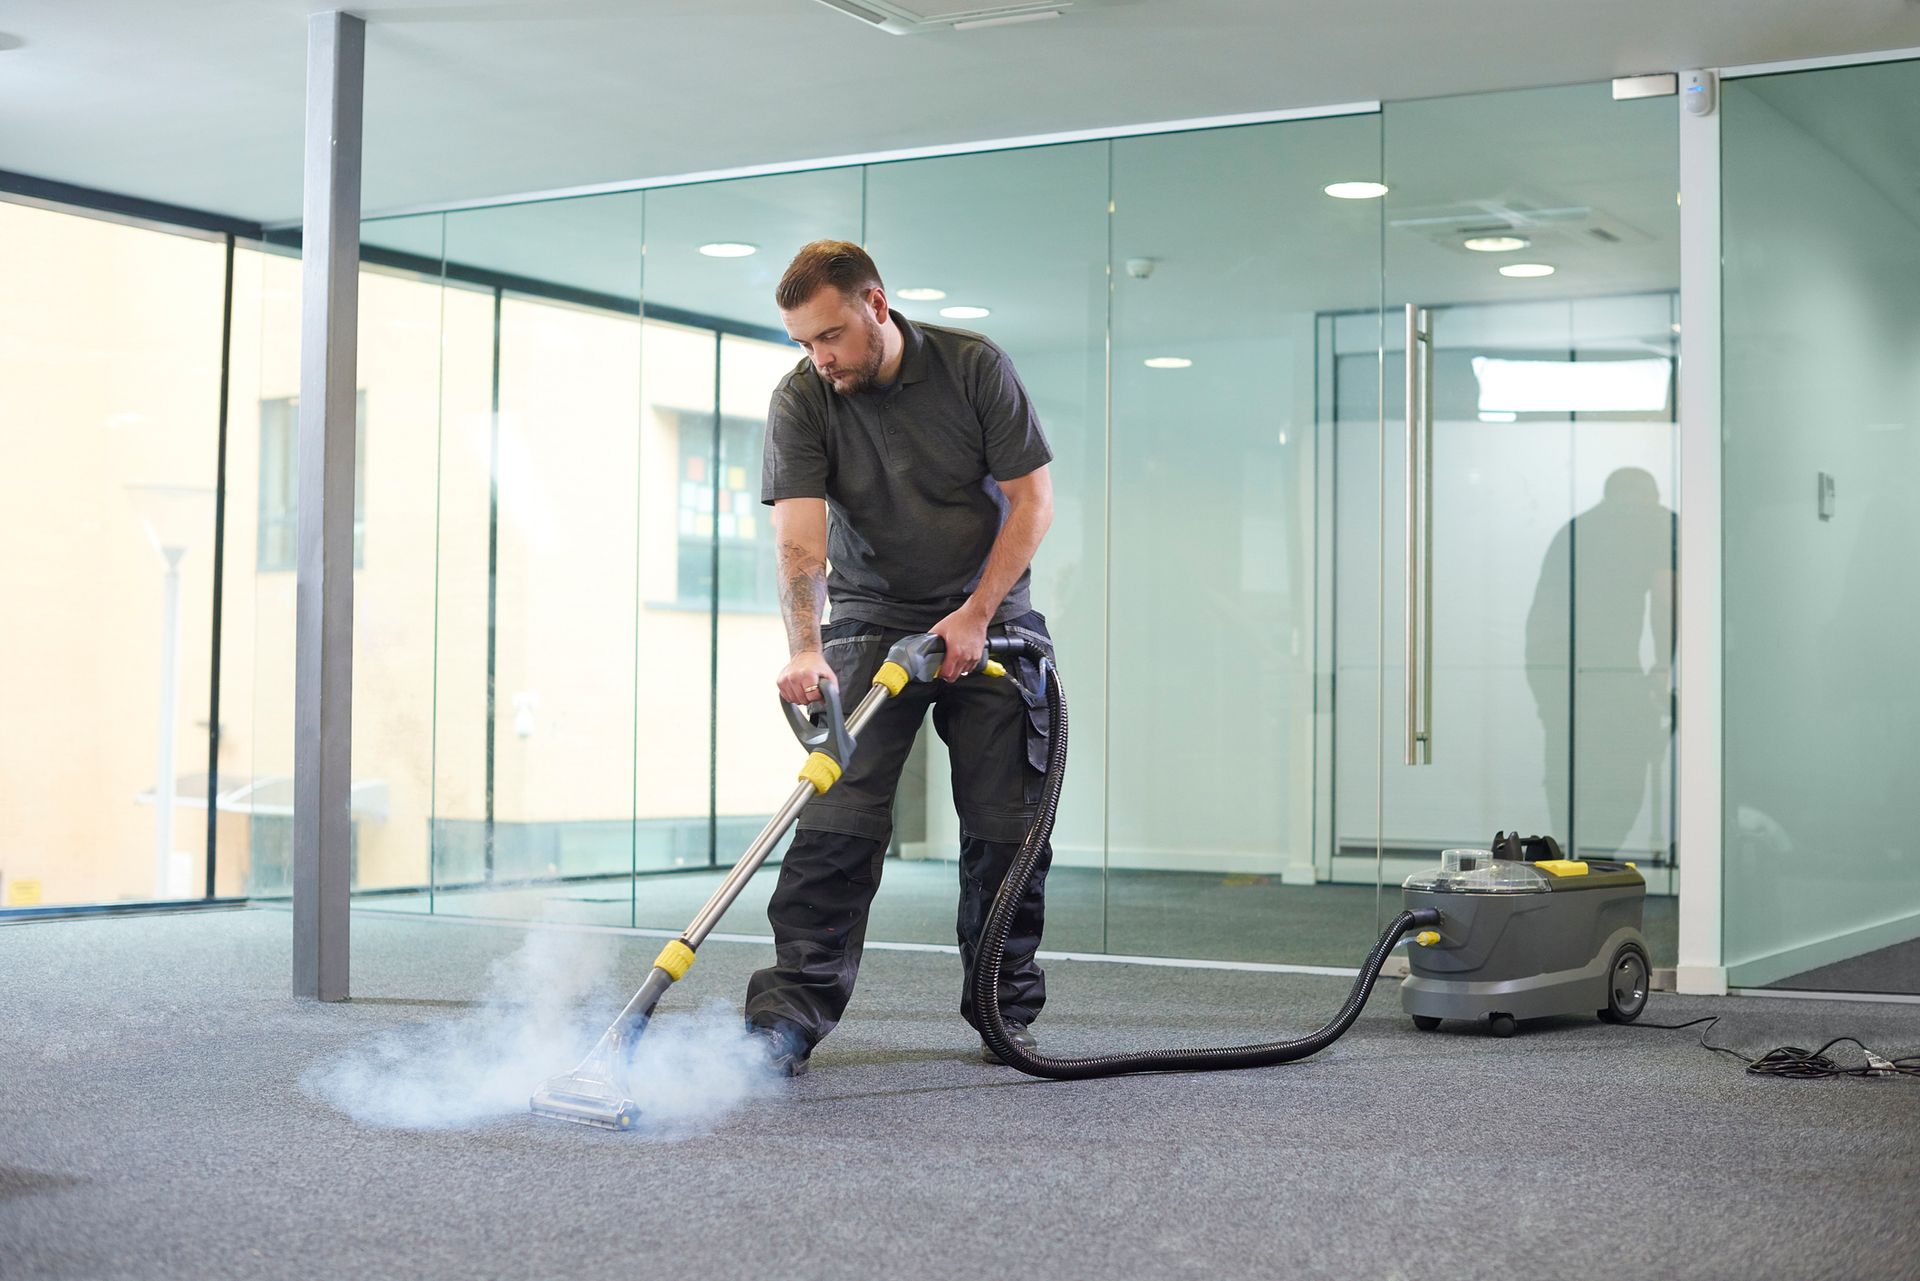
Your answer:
[676,413,775,609]
[258,393,366,571]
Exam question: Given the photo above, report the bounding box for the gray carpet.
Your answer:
[354,860,1684,969]
[1772,937,1920,995]
[3,909,1915,1281]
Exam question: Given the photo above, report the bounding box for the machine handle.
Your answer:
[782,675,854,765]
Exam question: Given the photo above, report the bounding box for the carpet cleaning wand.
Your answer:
[529,633,1013,1129]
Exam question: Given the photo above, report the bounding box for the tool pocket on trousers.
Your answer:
[1005,622,1055,787]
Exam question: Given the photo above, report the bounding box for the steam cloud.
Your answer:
[307,926,780,1135]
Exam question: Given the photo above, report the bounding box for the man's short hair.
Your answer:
[776,240,883,312]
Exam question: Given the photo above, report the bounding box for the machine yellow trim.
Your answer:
[1534,859,1591,877]
[653,940,696,981]
[873,661,910,696]
[799,751,843,795]
[982,659,1007,678]
[1415,930,1441,947]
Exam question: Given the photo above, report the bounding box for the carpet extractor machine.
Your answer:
[1400,836,1650,1037]
[531,634,1641,1129]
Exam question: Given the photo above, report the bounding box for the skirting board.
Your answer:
[902,844,1675,893]
[1724,906,1920,989]
[901,841,1315,878]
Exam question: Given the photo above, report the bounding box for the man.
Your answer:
[744,240,1056,1075]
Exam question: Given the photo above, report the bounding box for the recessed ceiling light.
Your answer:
[897,287,946,301]
[1144,357,1193,369]
[1324,181,1389,200]
[1464,235,1530,253]
[698,242,757,258]
[939,305,990,319]
[1499,263,1555,278]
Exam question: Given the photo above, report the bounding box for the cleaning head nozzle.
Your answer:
[529,1072,642,1130]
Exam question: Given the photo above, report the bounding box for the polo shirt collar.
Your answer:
[894,311,929,385]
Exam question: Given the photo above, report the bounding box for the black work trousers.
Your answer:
[744,611,1055,1052]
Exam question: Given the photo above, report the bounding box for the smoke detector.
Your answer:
[810,0,1070,34]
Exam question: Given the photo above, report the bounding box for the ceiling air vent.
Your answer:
[1389,194,1652,253]
[810,0,1073,34]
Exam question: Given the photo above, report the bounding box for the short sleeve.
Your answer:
[760,381,829,505]
[968,342,1054,482]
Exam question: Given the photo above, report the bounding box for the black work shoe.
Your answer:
[747,1025,812,1078]
[980,1021,1037,1065]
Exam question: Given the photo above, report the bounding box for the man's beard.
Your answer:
[825,317,887,395]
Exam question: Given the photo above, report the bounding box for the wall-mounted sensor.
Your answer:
[1125,257,1157,279]
[1682,69,1716,116]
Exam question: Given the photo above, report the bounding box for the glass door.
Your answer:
[1337,82,1682,965]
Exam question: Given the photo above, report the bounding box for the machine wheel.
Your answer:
[1412,1015,1442,1032]
[1599,942,1650,1024]
[1487,1013,1517,1038]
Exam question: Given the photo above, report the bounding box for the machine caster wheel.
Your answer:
[1412,1015,1442,1032]
[1599,942,1650,1024]
[1487,1013,1517,1038]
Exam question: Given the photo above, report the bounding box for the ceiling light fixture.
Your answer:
[1324,181,1389,200]
[698,242,757,258]
[940,305,990,319]
[1464,235,1530,253]
[1144,357,1193,369]
[897,287,947,301]
[1499,263,1555,278]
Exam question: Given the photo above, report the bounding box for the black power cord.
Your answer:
[1634,1015,1920,1080]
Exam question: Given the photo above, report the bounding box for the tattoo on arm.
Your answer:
[777,539,827,655]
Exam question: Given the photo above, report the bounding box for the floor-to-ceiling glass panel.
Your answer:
[1109,116,1383,963]
[635,172,862,936]
[0,199,227,909]
[862,142,1110,952]
[1375,83,1681,978]
[243,222,466,908]
[1723,58,1920,994]
[425,195,647,926]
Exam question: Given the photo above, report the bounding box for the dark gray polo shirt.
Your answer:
[761,312,1053,630]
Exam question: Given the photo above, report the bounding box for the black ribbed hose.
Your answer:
[975,643,1441,1080]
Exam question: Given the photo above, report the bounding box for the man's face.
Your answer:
[782,286,887,395]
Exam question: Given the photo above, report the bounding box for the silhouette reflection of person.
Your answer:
[1525,467,1675,856]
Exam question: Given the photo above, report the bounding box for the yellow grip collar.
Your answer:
[653,939,696,981]
[799,750,843,795]
[873,661,909,696]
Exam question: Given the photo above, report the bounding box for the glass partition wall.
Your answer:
[1722,57,1920,995]
[304,81,1681,970]
[1,81,1688,967]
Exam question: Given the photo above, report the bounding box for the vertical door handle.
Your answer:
[1404,304,1434,766]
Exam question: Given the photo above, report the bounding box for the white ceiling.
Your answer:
[4,0,1920,226]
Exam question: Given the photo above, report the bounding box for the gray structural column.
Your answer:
[293,10,365,1001]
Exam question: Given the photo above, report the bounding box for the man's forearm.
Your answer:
[963,499,1051,620]
[778,540,828,655]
